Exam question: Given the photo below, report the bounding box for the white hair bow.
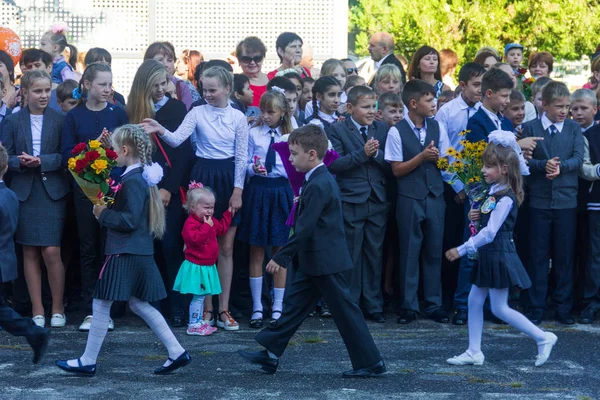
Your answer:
[142,162,164,186]
[488,130,530,176]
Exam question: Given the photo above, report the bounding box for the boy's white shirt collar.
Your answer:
[541,113,565,133]
[457,94,481,111]
[582,122,595,132]
[305,162,325,181]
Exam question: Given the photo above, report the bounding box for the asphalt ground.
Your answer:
[0,313,599,400]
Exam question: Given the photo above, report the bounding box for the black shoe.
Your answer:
[427,309,449,323]
[270,310,282,325]
[396,310,416,324]
[556,312,575,325]
[580,304,599,324]
[452,309,468,325]
[320,306,332,318]
[55,358,96,376]
[153,351,192,375]
[249,310,264,329]
[342,360,386,378]
[368,312,386,323]
[526,309,543,325]
[238,349,279,374]
[27,327,49,364]
[171,317,185,328]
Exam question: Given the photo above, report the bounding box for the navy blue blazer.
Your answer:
[327,118,390,204]
[466,107,513,143]
[272,165,353,276]
[98,167,155,256]
[2,106,70,202]
[0,182,19,283]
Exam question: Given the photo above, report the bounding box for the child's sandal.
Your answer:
[249,310,263,329]
[217,310,239,331]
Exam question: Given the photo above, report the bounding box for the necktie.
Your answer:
[265,129,276,173]
[360,126,368,143]
[549,125,558,135]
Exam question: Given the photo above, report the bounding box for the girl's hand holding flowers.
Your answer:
[445,248,460,262]
[468,208,481,222]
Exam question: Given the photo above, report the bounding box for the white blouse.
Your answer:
[30,114,43,157]
[457,184,514,257]
[161,104,249,189]
[246,124,288,179]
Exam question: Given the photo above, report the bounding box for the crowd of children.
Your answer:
[1,23,599,372]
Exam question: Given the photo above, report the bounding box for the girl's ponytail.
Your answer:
[66,43,79,69]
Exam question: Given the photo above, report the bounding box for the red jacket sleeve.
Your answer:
[213,210,233,237]
[182,216,214,246]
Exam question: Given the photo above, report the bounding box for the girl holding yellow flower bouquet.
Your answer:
[2,70,70,328]
[61,62,128,331]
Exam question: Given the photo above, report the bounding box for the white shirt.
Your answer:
[481,106,502,130]
[457,184,514,257]
[122,162,142,176]
[375,53,393,69]
[435,95,480,151]
[246,124,288,179]
[384,114,463,193]
[305,162,325,181]
[161,104,249,189]
[583,122,596,133]
[541,113,565,134]
[154,96,169,112]
[30,114,43,157]
[308,110,338,131]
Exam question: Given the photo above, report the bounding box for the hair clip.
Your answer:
[51,22,70,35]
[275,68,297,77]
[71,87,82,100]
[188,181,204,190]
[270,86,286,94]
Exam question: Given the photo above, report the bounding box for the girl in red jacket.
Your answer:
[173,182,232,336]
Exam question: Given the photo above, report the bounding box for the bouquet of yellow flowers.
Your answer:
[67,140,118,205]
[437,131,489,258]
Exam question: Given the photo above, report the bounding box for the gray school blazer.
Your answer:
[2,106,70,202]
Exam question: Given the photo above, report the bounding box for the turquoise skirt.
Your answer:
[173,260,222,296]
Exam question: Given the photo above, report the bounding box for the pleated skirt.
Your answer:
[16,174,66,246]
[93,254,167,302]
[190,157,241,225]
[471,232,532,289]
[237,176,293,246]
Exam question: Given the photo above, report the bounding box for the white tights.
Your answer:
[69,297,185,367]
[467,285,547,356]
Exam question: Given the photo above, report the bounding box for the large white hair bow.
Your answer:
[488,130,530,176]
[142,162,164,186]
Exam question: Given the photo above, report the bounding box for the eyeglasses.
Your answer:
[346,68,359,74]
[239,55,264,64]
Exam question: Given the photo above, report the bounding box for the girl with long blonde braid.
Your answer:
[56,125,191,376]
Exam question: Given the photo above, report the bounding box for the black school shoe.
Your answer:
[154,351,192,375]
[426,309,450,323]
[580,304,599,324]
[452,309,468,325]
[396,310,416,324]
[28,327,50,364]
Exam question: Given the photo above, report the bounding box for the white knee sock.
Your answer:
[250,277,263,319]
[129,296,185,367]
[189,295,205,325]
[68,299,113,367]
[488,288,547,348]
[467,285,488,355]
[272,288,285,318]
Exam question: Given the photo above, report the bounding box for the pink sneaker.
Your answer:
[187,322,217,336]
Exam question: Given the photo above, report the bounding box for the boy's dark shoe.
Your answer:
[525,309,544,325]
[27,327,49,364]
[427,308,449,323]
[396,310,416,324]
[238,349,279,374]
[452,309,468,325]
[555,311,575,325]
[579,304,599,324]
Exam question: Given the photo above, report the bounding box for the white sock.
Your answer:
[68,299,113,367]
[250,277,263,319]
[488,288,547,351]
[272,288,285,316]
[129,296,185,367]
[467,285,487,355]
[189,295,205,325]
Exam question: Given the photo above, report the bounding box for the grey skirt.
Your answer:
[16,174,66,247]
[94,254,167,302]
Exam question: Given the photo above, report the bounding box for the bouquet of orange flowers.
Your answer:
[437,131,489,258]
[68,140,118,205]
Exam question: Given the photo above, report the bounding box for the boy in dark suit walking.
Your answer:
[238,125,385,378]
[0,144,49,364]
[328,85,390,322]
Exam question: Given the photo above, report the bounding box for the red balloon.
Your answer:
[0,27,22,66]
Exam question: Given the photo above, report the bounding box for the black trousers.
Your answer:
[525,207,576,314]
[256,269,382,370]
[155,193,186,319]
[73,187,104,314]
[0,294,36,338]
[584,211,600,305]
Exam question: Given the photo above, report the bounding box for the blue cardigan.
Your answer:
[466,107,513,143]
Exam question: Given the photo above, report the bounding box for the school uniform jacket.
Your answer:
[272,165,353,276]
[1,107,70,202]
[466,107,513,143]
[327,118,390,204]
[0,182,19,283]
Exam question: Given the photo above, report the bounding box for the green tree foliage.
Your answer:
[349,0,600,62]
